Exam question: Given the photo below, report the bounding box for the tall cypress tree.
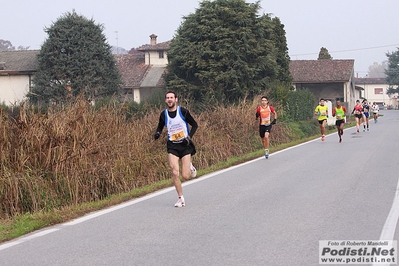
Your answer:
[318,47,333,60]
[270,17,292,83]
[29,10,121,104]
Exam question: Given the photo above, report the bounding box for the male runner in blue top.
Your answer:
[154,91,198,207]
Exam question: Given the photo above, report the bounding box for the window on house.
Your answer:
[336,97,344,102]
[158,51,164,59]
[374,88,383,94]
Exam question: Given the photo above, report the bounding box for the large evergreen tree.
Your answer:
[385,48,399,94]
[165,0,290,103]
[270,17,292,83]
[29,11,121,104]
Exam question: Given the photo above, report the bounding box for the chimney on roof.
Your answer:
[0,62,5,70]
[150,34,157,45]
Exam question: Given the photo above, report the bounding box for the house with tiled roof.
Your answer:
[137,34,170,66]
[115,34,169,103]
[354,77,398,109]
[289,59,359,111]
[0,34,170,105]
[0,50,39,105]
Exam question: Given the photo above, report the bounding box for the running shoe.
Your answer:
[190,163,197,178]
[264,149,269,159]
[339,137,342,143]
[367,128,369,132]
[174,197,185,207]
[321,135,325,142]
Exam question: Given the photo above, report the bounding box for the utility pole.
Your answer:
[115,31,119,54]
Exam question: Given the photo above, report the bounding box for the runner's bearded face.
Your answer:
[165,93,177,109]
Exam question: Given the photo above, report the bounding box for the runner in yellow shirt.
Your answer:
[332,98,347,143]
[315,98,328,141]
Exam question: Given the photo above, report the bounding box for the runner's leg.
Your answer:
[168,153,183,196]
[180,154,191,180]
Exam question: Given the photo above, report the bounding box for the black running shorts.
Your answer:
[167,140,196,158]
[335,119,345,126]
[259,125,272,138]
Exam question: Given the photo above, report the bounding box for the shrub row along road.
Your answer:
[0,110,398,266]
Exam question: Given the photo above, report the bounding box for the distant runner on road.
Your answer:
[352,100,363,133]
[332,98,347,143]
[255,96,277,159]
[371,101,379,123]
[362,99,371,131]
[315,98,328,141]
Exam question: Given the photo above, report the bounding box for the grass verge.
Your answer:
[0,119,356,243]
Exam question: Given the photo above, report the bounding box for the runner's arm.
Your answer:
[271,106,277,120]
[155,112,165,134]
[314,106,319,116]
[255,106,260,119]
[181,108,198,138]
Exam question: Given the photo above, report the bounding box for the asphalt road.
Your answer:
[0,110,398,266]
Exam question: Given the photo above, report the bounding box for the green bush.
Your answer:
[285,89,314,121]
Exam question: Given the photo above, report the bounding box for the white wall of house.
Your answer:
[0,75,30,105]
[345,80,358,112]
[133,88,141,103]
[359,83,399,108]
[145,51,168,66]
[325,100,335,126]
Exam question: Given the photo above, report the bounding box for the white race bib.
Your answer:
[261,118,270,125]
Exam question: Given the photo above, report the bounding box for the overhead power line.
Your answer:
[290,44,399,57]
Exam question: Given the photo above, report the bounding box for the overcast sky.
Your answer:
[3,0,399,77]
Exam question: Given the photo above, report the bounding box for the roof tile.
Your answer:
[290,59,354,83]
[354,77,386,84]
[0,50,39,72]
[137,41,171,51]
[115,53,149,88]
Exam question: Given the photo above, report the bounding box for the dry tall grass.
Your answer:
[0,97,296,218]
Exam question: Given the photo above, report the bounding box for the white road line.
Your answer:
[372,176,399,266]
[1,122,395,255]
[0,229,59,251]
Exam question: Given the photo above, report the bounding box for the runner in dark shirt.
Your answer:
[154,91,198,207]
